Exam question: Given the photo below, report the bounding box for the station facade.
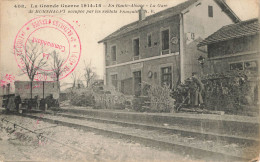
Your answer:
[99,0,240,96]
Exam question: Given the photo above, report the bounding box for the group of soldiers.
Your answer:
[3,94,57,111]
[3,94,22,111]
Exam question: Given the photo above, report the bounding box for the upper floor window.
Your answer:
[208,6,213,17]
[111,45,116,61]
[161,29,170,53]
[133,38,140,56]
[147,34,152,47]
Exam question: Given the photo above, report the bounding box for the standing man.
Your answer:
[34,95,40,110]
[14,95,22,111]
[190,72,204,108]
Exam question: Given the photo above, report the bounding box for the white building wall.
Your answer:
[181,0,236,80]
[184,0,234,40]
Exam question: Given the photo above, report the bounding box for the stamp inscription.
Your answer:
[14,16,81,81]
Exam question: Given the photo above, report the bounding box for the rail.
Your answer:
[0,117,104,161]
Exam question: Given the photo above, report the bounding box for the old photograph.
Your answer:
[0,0,259,161]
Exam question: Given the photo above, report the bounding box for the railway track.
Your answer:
[0,116,105,162]
[14,110,259,162]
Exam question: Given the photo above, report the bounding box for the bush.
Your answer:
[133,83,175,112]
[68,88,95,107]
[148,84,175,112]
[201,70,258,113]
[67,86,129,109]
[92,86,127,109]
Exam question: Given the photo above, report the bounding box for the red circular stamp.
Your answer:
[14,16,81,81]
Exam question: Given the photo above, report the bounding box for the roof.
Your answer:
[198,18,259,47]
[98,0,240,43]
[214,0,241,23]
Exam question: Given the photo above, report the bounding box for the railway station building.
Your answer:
[98,0,240,96]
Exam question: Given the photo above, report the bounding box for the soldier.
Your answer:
[34,95,40,110]
[7,95,15,111]
[14,95,22,111]
[190,72,204,108]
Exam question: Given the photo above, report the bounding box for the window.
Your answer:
[208,6,213,17]
[244,60,258,71]
[191,33,195,40]
[104,42,107,56]
[147,34,152,47]
[161,66,172,88]
[133,38,140,56]
[133,71,142,96]
[111,74,118,90]
[230,62,243,71]
[104,43,108,65]
[230,61,258,71]
[161,29,169,54]
[111,45,116,61]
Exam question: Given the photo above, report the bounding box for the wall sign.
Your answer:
[130,62,143,70]
[171,37,178,44]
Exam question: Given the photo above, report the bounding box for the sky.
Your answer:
[0,0,259,87]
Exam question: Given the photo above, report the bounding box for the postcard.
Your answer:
[0,0,259,161]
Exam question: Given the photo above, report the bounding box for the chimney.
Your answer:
[138,6,146,21]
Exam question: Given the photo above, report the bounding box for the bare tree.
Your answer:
[49,50,65,90]
[70,70,82,89]
[48,50,66,105]
[15,39,48,99]
[70,71,77,88]
[83,60,97,88]
[50,50,65,82]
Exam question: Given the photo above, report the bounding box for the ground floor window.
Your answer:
[244,60,258,71]
[111,74,118,90]
[161,66,172,88]
[230,62,243,71]
[230,60,258,71]
[121,78,133,95]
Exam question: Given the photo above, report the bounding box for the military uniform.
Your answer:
[190,75,204,107]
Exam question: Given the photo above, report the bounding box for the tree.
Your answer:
[70,70,82,89]
[15,39,48,99]
[49,50,65,90]
[48,50,66,105]
[83,60,97,88]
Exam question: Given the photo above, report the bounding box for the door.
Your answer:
[133,71,141,96]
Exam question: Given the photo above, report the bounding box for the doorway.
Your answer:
[133,71,141,96]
